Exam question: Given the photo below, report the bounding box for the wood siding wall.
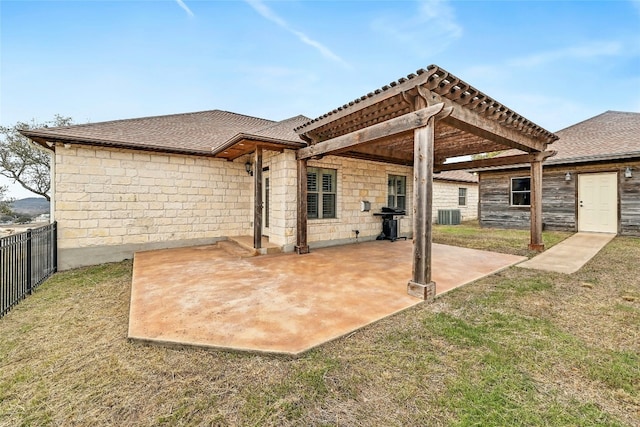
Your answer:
[479,160,640,237]
[621,162,640,236]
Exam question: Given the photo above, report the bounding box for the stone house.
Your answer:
[23,109,477,271]
[23,64,558,300]
[478,111,640,236]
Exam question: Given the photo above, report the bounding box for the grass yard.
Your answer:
[1,224,638,426]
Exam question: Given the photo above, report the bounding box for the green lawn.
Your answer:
[1,224,638,426]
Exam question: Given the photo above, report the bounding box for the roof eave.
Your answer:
[20,129,216,157]
[475,151,640,173]
[211,132,306,157]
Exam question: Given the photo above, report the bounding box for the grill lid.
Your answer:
[380,206,406,215]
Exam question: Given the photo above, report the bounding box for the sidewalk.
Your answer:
[517,232,615,274]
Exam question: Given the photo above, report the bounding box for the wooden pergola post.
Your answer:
[296,158,309,254]
[529,154,544,251]
[407,96,437,301]
[253,146,263,250]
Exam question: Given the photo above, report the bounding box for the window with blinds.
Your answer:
[308,167,337,219]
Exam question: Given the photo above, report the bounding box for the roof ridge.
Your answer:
[254,114,312,133]
[555,110,640,133]
[35,109,275,132]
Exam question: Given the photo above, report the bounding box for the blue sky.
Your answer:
[1,0,639,198]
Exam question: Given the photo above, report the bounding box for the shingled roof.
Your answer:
[210,115,310,159]
[478,111,640,170]
[435,170,478,183]
[545,110,640,164]
[21,110,308,156]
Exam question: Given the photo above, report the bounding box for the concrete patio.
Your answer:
[128,240,526,356]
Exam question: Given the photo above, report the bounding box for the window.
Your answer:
[387,175,407,209]
[511,177,531,206]
[308,167,337,219]
[458,188,467,206]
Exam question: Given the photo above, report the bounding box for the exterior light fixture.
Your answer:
[565,172,571,181]
[625,167,633,178]
[245,160,253,176]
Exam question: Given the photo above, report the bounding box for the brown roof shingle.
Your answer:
[22,110,307,156]
[435,170,478,183]
[488,111,640,167]
[546,110,640,164]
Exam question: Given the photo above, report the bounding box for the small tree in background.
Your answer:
[0,185,13,215]
[472,151,504,161]
[0,115,73,201]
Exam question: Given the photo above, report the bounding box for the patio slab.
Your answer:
[128,240,526,356]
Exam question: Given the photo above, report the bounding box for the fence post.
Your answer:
[26,228,33,295]
[53,222,58,273]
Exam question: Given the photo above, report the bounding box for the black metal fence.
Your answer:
[1,222,57,318]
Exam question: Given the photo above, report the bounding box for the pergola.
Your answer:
[293,65,558,300]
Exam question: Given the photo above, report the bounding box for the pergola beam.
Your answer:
[297,103,447,160]
[442,106,548,153]
[435,151,556,172]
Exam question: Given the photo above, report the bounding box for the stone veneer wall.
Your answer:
[306,156,415,247]
[432,180,479,222]
[54,143,252,269]
[54,144,482,268]
[262,150,298,250]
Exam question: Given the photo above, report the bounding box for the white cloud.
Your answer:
[371,0,463,57]
[507,42,623,68]
[244,0,350,68]
[175,0,194,17]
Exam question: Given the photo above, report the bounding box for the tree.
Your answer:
[0,185,13,215]
[0,115,73,201]
[471,151,504,161]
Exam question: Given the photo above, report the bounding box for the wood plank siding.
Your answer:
[621,162,640,236]
[479,160,640,236]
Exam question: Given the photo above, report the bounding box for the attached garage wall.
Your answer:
[54,143,252,269]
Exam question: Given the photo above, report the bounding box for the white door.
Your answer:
[262,170,269,236]
[578,172,617,233]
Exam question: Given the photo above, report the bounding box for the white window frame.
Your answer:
[458,187,467,206]
[307,167,337,219]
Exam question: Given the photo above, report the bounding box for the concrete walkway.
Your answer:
[128,240,526,356]
[518,232,615,274]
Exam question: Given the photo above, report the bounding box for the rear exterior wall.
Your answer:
[479,160,640,236]
[54,143,252,269]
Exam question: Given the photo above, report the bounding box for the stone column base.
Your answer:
[407,280,436,301]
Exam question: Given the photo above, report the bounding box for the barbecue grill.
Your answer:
[374,207,407,242]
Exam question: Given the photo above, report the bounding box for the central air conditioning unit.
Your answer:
[438,209,461,225]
